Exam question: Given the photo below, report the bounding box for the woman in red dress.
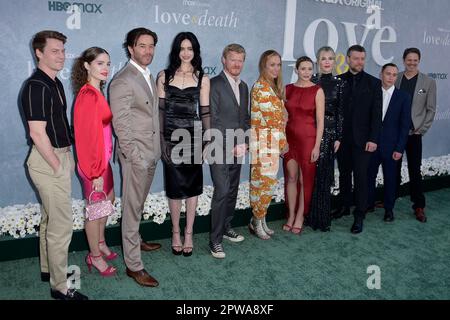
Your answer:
[283,56,325,234]
[72,47,116,276]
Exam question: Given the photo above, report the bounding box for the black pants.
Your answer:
[337,141,372,218]
[209,163,242,245]
[396,134,425,209]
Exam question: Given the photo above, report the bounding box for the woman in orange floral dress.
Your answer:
[249,50,288,240]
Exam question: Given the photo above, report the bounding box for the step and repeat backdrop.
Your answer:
[1,0,449,206]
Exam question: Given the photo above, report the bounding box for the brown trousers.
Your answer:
[119,154,156,272]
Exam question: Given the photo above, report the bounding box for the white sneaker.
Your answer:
[210,243,226,259]
[223,229,245,242]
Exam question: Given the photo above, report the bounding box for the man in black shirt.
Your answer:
[334,45,382,234]
[395,48,437,223]
[21,30,87,300]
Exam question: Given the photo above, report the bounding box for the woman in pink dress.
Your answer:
[72,47,116,276]
[283,56,325,234]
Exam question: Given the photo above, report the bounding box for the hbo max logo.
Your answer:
[48,1,103,13]
[428,73,448,80]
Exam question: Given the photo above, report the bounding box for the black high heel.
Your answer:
[182,229,193,257]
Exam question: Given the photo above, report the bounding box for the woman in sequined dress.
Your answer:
[306,46,345,231]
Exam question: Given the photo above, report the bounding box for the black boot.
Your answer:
[351,214,364,234]
[332,206,350,219]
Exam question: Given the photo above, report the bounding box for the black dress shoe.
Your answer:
[332,207,350,219]
[366,206,375,213]
[350,218,363,234]
[50,288,88,300]
[41,271,74,282]
[383,210,394,222]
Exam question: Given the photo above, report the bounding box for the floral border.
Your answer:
[1,155,449,238]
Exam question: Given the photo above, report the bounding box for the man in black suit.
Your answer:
[208,44,250,258]
[367,63,411,222]
[334,45,382,234]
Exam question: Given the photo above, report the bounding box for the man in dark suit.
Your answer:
[208,44,250,258]
[395,48,437,223]
[334,45,382,234]
[367,63,411,222]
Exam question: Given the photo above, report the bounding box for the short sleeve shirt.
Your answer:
[21,68,72,147]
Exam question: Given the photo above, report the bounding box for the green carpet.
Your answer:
[0,188,449,300]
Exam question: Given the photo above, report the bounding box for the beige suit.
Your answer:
[109,62,160,272]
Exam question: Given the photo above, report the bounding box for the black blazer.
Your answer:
[339,70,382,149]
[210,71,250,149]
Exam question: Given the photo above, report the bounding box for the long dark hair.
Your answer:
[71,47,109,94]
[165,32,202,87]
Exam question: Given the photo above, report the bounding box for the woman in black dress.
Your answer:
[157,32,210,256]
[306,46,345,231]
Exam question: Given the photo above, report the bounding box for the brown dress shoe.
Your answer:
[375,201,384,208]
[414,208,427,223]
[126,268,159,287]
[140,241,161,252]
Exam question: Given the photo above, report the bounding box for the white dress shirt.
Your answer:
[129,59,153,95]
[382,85,395,121]
[224,70,241,105]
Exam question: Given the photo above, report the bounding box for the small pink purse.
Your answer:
[85,191,114,221]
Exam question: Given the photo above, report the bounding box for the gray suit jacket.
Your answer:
[210,71,250,154]
[109,62,161,167]
[395,71,437,135]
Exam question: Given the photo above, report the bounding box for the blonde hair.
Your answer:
[316,46,336,74]
[258,50,284,100]
[222,43,246,60]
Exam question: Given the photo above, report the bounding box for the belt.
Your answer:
[53,146,71,153]
[32,145,71,153]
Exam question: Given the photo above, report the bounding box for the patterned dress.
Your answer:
[250,79,287,219]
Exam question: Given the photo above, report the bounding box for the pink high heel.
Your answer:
[98,240,118,261]
[85,253,117,277]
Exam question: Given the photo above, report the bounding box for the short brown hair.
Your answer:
[222,43,246,60]
[347,44,366,57]
[32,30,67,61]
[403,47,421,60]
[123,27,158,59]
[382,63,398,72]
[295,56,313,69]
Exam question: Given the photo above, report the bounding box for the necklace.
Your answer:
[178,67,193,89]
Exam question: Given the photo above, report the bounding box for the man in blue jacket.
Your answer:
[367,63,412,222]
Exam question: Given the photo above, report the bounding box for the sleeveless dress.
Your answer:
[162,71,204,199]
[283,84,320,216]
[74,84,114,202]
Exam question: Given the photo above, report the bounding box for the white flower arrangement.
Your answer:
[1,154,449,238]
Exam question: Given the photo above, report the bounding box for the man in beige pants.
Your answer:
[110,27,161,287]
[21,30,87,300]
